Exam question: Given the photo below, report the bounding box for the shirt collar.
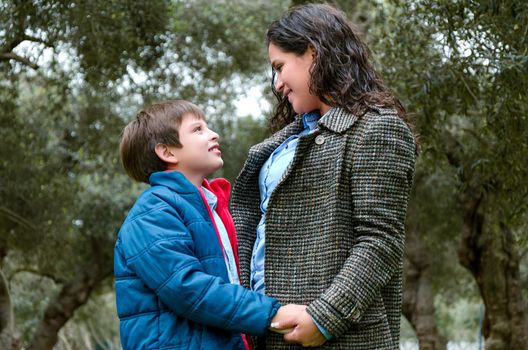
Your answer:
[302,110,321,131]
[201,186,217,210]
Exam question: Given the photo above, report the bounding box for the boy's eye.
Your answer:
[273,64,283,73]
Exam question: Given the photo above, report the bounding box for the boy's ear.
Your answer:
[154,143,179,165]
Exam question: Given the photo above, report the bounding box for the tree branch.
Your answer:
[449,67,479,104]
[22,34,55,49]
[0,207,37,231]
[0,52,39,70]
[7,268,64,285]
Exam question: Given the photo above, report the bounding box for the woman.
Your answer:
[231,4,416,349]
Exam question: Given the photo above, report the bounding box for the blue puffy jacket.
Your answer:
[114,171,280,349]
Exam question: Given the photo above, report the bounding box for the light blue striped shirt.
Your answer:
[202,187,240,285]
[250,111,333,339]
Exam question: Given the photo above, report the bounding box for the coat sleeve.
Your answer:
[119,194,280,336]
[306,113,416,337]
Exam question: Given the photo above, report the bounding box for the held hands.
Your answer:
[270,304,301,334]
[269,304,327,347]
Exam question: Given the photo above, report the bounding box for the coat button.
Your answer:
[315,135,325,145]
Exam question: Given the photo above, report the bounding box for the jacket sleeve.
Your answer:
[306,113,416,337]
[120,194,280,336]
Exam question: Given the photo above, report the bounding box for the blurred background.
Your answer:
[0,0,526,349]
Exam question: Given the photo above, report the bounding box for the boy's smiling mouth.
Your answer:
[208,144,221,154]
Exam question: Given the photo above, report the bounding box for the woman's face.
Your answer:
[268,43,329,115]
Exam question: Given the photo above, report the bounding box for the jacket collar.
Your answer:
[317,107,360,133]
[149,171,230,202]
[149,171,196,194]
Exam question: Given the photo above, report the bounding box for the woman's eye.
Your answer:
[193,126,202,132]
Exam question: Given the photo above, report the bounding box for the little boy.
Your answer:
[114,100,283,349]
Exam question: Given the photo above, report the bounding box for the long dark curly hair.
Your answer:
[266,3,409,131]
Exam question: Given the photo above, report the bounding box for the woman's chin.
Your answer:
[292,105,307,114]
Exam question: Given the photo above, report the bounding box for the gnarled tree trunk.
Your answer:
[458,195,528,350]
[27,263,112,350]
[403,225,447,350]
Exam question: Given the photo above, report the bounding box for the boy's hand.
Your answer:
[283,308,326,347]
[269,304,306,334]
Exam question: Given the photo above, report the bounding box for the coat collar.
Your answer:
[237,106,360,179]
[318,107,360,134]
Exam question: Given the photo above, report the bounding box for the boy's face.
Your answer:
[168,114,223,179]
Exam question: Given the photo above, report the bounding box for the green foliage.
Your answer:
[1,0,170,84]
[435,295,481,341]
[8,272,60,342]
[172,0,283,75]
[373,0,528,207]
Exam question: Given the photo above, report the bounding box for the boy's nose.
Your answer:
[209,129,219,141]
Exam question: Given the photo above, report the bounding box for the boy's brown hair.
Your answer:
[119,100,205,183]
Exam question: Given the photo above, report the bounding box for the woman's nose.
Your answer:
[274,75,284,91]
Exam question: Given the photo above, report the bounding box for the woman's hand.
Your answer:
[275,305,327,347]
[269,304,305,334]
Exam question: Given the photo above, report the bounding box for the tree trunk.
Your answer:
[403,226,447,350]
[0,269,20,350]
[458,195,528,350]
[27,264,112,350]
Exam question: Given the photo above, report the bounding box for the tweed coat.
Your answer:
[231,106,416,349]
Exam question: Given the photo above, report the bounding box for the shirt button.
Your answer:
[315,135,325,145]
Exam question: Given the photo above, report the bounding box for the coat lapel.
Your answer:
[237,116,304,183]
